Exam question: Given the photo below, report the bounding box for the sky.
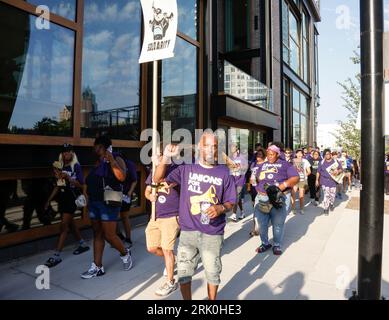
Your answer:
[318,0,389,125]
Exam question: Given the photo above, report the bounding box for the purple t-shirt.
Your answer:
[146,165,179,219]
[318,159,342,188]
[62,163,84,187]
[255,159,299,193]
[123,160,138,194]
[230,154,247,187]
[166,164,237,235]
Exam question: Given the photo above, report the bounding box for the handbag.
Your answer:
[103,178,123,207]
[75,194,87,208]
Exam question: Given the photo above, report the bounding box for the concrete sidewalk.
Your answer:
[1,190,389,300]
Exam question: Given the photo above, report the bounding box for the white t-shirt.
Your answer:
[293,158,311,181]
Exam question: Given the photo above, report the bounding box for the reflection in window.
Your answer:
[81,0,141,140]
[177,0,198,40]
[0,178,75,234]
[161,37,197,135]
[0,3,74,136]
[28,0,76,21]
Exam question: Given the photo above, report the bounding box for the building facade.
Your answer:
[0,0,320,250]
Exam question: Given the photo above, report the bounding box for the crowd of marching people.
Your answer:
[42,132,360,300]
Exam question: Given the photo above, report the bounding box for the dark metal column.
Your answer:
[358,0,385,300]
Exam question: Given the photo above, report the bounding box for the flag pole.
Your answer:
[151,59,158,221]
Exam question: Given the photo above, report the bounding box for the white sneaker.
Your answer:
[121,248,133,271]
[230,213,238,222]
[81,262,105,279]
[155,280,178,296]
[239,212,246,220]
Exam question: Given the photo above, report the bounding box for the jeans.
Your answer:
[254,193,291,249]
[177,231,223,286]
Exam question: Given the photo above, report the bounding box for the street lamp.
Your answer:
[354,0,385,300]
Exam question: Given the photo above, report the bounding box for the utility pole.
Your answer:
[357,0,385,300]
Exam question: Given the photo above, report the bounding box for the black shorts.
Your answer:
[58,189,77,214]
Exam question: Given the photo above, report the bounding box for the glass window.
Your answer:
[300,95,308,114]
[28,0,76,21]
[293,88,300,111]
[0,3,74,136]
[0,178,81,234]
[293,110,301,149]
[161,37,198,135]
[81,0,141,140]
[289,12,298,41]
[225,0,250,51]
[301,115,308,146]
[178,0,198,40]
[290,39,300,74]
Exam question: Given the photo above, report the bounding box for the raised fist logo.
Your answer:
[149,3,174,40]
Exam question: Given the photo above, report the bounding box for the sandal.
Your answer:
[273,246,283,256]
[255,244,272,254]
[45,257,62,268]
[73,245,90,255]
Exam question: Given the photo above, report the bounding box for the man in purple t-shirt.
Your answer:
[145,159,180,297]
[154,132,237,300]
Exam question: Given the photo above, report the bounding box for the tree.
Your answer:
[332,50,361,159]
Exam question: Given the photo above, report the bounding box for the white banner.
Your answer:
[139,0,178,63]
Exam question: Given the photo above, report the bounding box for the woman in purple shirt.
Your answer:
[316,149,343,216]
[254,145,299,256]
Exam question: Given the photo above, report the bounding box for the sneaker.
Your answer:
[292,209,297,215]
[273,246,283,256]
[230,213,238,222]
[45,256,62,268]
[330,205,335,212]
[300,209,305,215]
[155,280,178,297]
[239,212,246,220]
[255,243,272,254]
[323,209,329,216]
[314,201,319,207]
[121,248,133,271]
[81,262,105,279]
[310,199,315,205]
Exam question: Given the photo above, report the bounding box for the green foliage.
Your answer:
[332,50,361,159]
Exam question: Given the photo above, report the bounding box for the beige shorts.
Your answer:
[145,216,180,251]
[295,181,307,190]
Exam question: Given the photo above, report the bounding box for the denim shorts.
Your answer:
[177,231,223,286]
[88,201,120,222]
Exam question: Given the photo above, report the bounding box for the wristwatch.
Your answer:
[220,204,228,214]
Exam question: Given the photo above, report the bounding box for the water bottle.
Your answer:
[200,201,212,225]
